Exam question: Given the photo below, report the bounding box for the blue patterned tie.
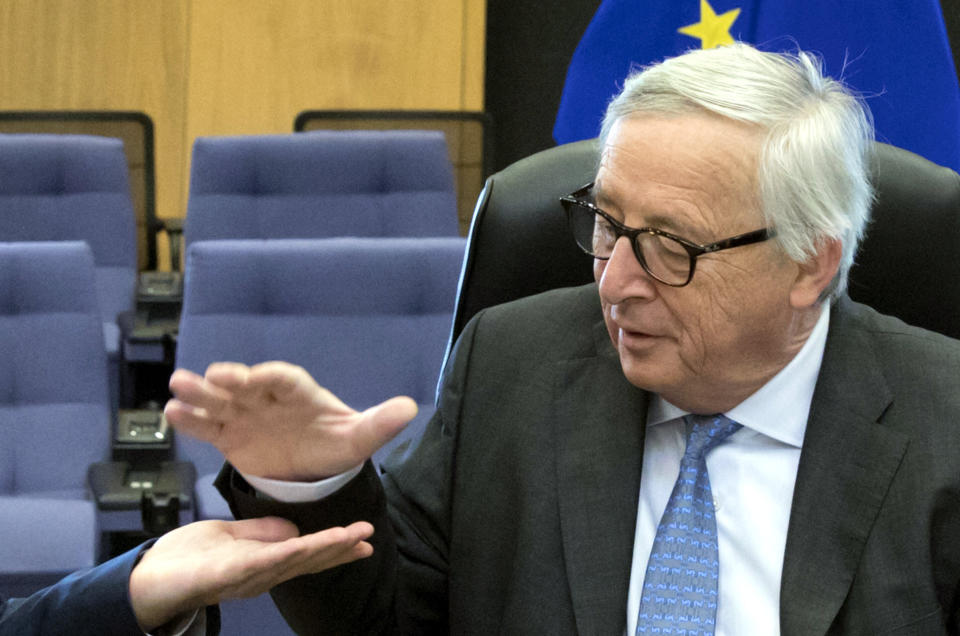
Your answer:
[636,413,742,636]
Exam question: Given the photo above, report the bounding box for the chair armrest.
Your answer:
[156,217,184,272]
[88,461,196,510]
[88,460,197,533]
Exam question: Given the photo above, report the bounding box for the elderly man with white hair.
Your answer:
[162,42,960,635]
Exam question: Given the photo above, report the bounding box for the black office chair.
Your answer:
[449,140,960,346]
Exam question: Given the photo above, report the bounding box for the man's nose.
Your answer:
[597,236,657,303]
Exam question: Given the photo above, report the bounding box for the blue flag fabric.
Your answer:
[554,0,960,172]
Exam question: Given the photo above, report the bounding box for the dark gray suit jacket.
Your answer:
[220,283,960,635]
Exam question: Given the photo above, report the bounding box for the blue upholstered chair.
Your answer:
[174,237,465,520]
[0,134,138,402]
[173,237,463,636]
[184,130,461,248]
[0,242,110,596]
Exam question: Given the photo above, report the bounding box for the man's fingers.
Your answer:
[246,361,308,391]
[167,361,417,476]
[245,362,354,412]
[281,521,374,555]
[262,522,373,569]
[222,522,375,596]
[272,540,374,587]
[163,399,220,443]
[168,369,235,412]
[259,523,375,584]
[130,519,377,627]
[216,539,373,602]
[237,521,374,565]
[201,362,252,390]
[168,365,270,432]
[227,517,373,551]
[224,516,301,543]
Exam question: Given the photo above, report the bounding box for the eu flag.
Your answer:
[553,0,960,172]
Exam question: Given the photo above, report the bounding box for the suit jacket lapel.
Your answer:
[780,299,909,635]
[554,319,648,635]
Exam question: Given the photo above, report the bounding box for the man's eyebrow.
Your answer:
[593,182,702,241]
[590,181,608,204]
[644,213,702,241]
[591,183,624,215]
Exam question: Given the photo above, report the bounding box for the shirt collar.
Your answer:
[646,304,831,448]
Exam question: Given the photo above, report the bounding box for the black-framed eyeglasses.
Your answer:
[559,182,777,287]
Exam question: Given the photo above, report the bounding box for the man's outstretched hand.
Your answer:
[129,517,374,631]
[164,361,418,481]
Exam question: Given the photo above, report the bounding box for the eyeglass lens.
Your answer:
[569,202,692,285]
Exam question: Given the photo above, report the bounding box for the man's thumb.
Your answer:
[362,396,418,447]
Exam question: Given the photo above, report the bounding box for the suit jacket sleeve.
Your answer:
[215,311,482,636]
[0,544,221,636]
[0,544,148,636]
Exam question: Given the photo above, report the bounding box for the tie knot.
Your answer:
[682,413,741,459]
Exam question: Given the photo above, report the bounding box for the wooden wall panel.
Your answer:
[461,0,487,111]
[0,0,485,268]
[186,0,478,136]
[0,0,190,259]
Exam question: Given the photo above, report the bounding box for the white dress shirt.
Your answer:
[248,305,831,636]
[626,304,830,636]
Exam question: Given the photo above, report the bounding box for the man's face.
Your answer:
[594,113,804,413]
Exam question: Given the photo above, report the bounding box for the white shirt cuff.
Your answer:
[240,464,365,503]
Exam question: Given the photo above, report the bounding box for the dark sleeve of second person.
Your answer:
[0,545,147,636]
[0,542,220,636]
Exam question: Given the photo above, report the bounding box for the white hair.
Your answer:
[600,42,875,300]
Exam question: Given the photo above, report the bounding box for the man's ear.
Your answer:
[789,238,842,309]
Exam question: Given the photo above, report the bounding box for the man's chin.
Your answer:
[617,349,674,393]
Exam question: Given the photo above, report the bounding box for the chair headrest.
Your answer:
[849,143,960,339]
[451,139,960,343]
[451,139,598,340]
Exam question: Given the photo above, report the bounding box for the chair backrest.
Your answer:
[294,110,492,234]
[185,130,461,249]
[450,139,960,345]
[848,143,960,338]
[450,138,597,343]
[0,242,110,498]
[0,134,138,327]
[175,237,465,476]
[0,111,158,270]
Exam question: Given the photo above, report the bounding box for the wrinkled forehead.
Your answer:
[594,114,765,235]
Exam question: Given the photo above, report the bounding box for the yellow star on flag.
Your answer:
[678,0,741,49]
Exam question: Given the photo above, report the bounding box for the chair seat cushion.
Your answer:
[0,496,96,572]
